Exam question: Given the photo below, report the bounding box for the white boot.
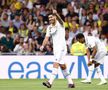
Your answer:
[97,80,107,85]
[96,66,107,85]
[81,79,91,84]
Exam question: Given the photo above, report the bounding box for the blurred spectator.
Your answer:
[28,25,38,40]
[79,8,87,26]
[0,0,107,55]
[85,12,94,26]
[13,34,21,45]
[0,27,6,39]
[45,44,53,55]
[69,20,80,42]
[18,23,29,38]
[66,3,78,18]
[8,20,18,37]
[37,14,44,33]
[99,32,108,52]
[91,21,99,37]
[0,31,14,52]
[83,21,92,37]
[22,41,31,55]
[26,14,36,30]
[1,13,9,28]
[0,44,9,53]
[21,8,29,22]
[65,28,71,53]
[35,31,44,45]
[13,36,24,54]
[13,14,23,29]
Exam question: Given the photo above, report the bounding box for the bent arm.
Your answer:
[52,9,64,26]
[91,46,97,59]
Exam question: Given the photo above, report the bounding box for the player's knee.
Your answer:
[59,64,66,70]
[53,62,59,68]
[95,63,100,68]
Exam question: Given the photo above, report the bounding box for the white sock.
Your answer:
[87,64,94,81]
[62,69,73,84]
[96,66,106,82]
[48,68,58,84]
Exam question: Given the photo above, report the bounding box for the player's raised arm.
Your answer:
[52,9,64,26]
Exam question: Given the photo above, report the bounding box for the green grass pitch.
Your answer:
[0,79,108,90]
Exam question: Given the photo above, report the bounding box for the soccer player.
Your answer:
[75,33,107,85]
[40,9,75,88]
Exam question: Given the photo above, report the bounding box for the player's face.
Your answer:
[48,15,56,24]
[79,37,85,44]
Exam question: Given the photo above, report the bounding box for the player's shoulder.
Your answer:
[86,36,96,40]
[85,36,95,44]
[56,20,65,27]
[47,24,52,28]
[47,25,52,30]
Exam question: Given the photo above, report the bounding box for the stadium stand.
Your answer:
[0,0,108,55]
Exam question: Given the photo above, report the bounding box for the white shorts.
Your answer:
[94,51,107,64]
[54,49,67,64]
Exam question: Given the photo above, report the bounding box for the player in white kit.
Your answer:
[76,33,107,85]
[40,9,75,88]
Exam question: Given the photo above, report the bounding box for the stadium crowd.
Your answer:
[0,0,108,55]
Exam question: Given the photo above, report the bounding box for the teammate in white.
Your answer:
[76,33,107,85]
[40,9,75,88]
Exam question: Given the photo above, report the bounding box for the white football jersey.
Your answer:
[85,36,107,53]
[46,21,67,54]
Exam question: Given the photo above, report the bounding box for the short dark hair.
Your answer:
[48,13,56,17]
[76,33,85,40]
[88,12,93,15]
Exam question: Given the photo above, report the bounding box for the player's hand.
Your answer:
[53,9,57,14]
[88,61,93,66]
[40,46,44,51]
[91,56,95,59]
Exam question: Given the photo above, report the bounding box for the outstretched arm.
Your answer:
[91,46,97,59]
[52,9,64,26]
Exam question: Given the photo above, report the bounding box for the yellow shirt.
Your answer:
[97,20,101,27]
[14,2,22,10]
[70,42,86,56]
[64,22,79,28]
[9,27,14,35]
[18,29,29,38]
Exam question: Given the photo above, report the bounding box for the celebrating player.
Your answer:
[40,9,75,88]
[76,33,107,85]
